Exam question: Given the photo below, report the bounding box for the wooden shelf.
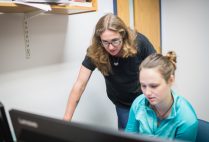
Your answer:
[50,0,97,15]
[0,0,97,15]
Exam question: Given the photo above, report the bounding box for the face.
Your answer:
[100,30,123,56]
[140,68,173,106]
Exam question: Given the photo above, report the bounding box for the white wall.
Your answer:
[161,0,209,121]
[0,0,117,138]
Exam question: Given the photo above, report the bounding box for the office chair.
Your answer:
[195,119,209,142]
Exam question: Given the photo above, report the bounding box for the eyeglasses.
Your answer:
[101,38,122,48]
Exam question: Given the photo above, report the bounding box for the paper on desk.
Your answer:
[14,1,51,11]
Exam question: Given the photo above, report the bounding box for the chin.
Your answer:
[109,50,121,56]
[149,100,157,105]
[110,52,118,56]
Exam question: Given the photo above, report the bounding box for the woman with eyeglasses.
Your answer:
[64,13,156,130]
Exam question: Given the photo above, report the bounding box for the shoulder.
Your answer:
[136,32,153,46]
[174,92,196,114]
[136,32,149,41]
[82,55,96,71]
[131,94,146,111]
[172,91,197,124]
[135,32,156,57]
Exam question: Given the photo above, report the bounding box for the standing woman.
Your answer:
[125,51,198,141]
[64,13,156,130]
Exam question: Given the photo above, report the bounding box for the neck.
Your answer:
[153,93,173,120]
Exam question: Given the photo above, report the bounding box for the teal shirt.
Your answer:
[125,90,198,142]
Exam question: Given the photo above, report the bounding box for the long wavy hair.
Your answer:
[87,13,138,75]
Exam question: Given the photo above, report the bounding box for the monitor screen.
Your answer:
[0,102,14,142]
[9,109,180,142]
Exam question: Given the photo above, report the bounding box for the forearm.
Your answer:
[64,84,85,121]
[64,65,92,121]
[64,94,80,121]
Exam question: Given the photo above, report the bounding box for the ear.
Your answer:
[168,74,175,85]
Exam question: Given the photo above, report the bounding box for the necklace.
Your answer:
[112,57,120,66]
[152,95,174,120]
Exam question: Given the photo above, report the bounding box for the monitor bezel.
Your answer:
[0,102,14,142]
[9,109,181,142]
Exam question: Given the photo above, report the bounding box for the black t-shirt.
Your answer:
[82,33,156,107]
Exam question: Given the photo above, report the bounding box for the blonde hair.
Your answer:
[87,13,138,75]
[139,51,177,82]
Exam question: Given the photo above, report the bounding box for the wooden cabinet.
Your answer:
[0,0,97,15]
[114,0,161,53]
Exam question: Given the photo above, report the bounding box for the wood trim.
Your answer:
[134,0,161,53]
[116,0,130,27]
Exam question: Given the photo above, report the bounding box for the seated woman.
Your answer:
[125,51,198,142]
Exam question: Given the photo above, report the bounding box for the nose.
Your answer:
[108,43,115,50]
[144,87,152,97]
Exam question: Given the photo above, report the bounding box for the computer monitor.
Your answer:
[0,102,14,142]
[9,109,180,142]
